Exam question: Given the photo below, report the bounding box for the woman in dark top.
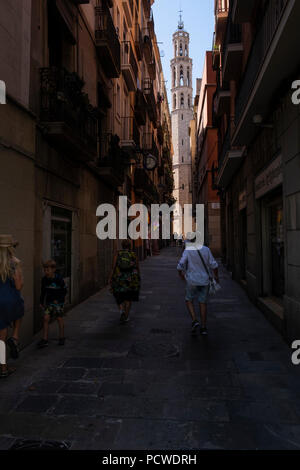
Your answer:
[0,234,24,378]
[109,240,141,323]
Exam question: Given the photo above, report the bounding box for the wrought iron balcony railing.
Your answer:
[235,0,289,126]
[218,125,231,170]
[40,67,98,159]
[143,78,157,124]
[121,41,138,91]
[95,6,121,78]
[222,16,242,66]
[97,133,127,186]
[135,23,143,61]
[142,0,151,19]
[121,116,140,148]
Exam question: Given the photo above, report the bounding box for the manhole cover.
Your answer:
[11,439,70,450]
[130,340,179,358]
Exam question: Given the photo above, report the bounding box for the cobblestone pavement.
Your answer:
[0,247,300,450]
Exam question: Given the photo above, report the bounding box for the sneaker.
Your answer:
[120,313,129,324]
[37,339,48,349]
[7,337,19,359]
[200,327,208,335]
[191,320,199,334]
[58,337,65,346]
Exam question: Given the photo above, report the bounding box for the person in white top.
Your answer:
[177,235,219,335]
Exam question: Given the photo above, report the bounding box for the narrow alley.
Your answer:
[0,247,299,450]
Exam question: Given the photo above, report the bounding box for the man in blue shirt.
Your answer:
[177,235,219,335]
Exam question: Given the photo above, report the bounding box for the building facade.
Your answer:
[171,15,193,236]
[0,0,173,345]
[213,0,300,341]
[191,52,221,257]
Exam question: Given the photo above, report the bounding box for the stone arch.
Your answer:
[180,66,184,86]
[180,93,184,108]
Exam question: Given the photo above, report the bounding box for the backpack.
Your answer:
[118,251,135,271]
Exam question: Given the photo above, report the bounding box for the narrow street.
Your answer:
[0,247,300,450]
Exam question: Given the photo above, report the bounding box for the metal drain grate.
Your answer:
[10,439,71,450]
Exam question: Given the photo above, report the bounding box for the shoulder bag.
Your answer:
[197,250,221,295]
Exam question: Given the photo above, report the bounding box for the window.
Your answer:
[182,157,184,163]
[179,43,183,56]
[185,45,188,56]
[173,67,176,87]
[181,114,183,120]
[188,95,191,108]
[180,67,184,86]
[116,84,121,117]
[182,139,184,145]
[117,8,120,36]
[173,93,176,109]
[180,93,184,108]
[187,68,190,86]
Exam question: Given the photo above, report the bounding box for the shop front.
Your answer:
[255,155,285,309]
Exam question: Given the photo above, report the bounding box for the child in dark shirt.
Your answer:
[37,260,67,349]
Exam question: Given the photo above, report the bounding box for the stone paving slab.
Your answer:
[0,247,300,450]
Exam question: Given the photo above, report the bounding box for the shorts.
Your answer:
[185,284,209,303]
[43,304,64,319]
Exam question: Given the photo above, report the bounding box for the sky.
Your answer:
[152,0,215,105]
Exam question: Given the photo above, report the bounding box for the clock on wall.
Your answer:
[143,153,158,171]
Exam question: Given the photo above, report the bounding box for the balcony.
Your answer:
[214,0,229,43]
[142,132,159,157]
[214,73,230,116]
[95,6,121,78]
[122,0,134,27]
[222,17,243,81]
[121,41,138,91]
[135,23,143,61]
[148,56,156,80]
[233,0,293,146]
[157,123,164,145]
[134,89,147,126]
[212,32,221,70]
[232,0,256,23]
[97,133,126,187]
[217,127,246,188]
[148,9,155,38]
[40,67,98,161]
[134,168,159,203]
[143,78,157,125]
[143,27,153,63]
[142,0,151,19]
[120,116,140,152]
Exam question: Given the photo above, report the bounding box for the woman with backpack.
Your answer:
[0,234,24,378]
[109,240,141,324]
